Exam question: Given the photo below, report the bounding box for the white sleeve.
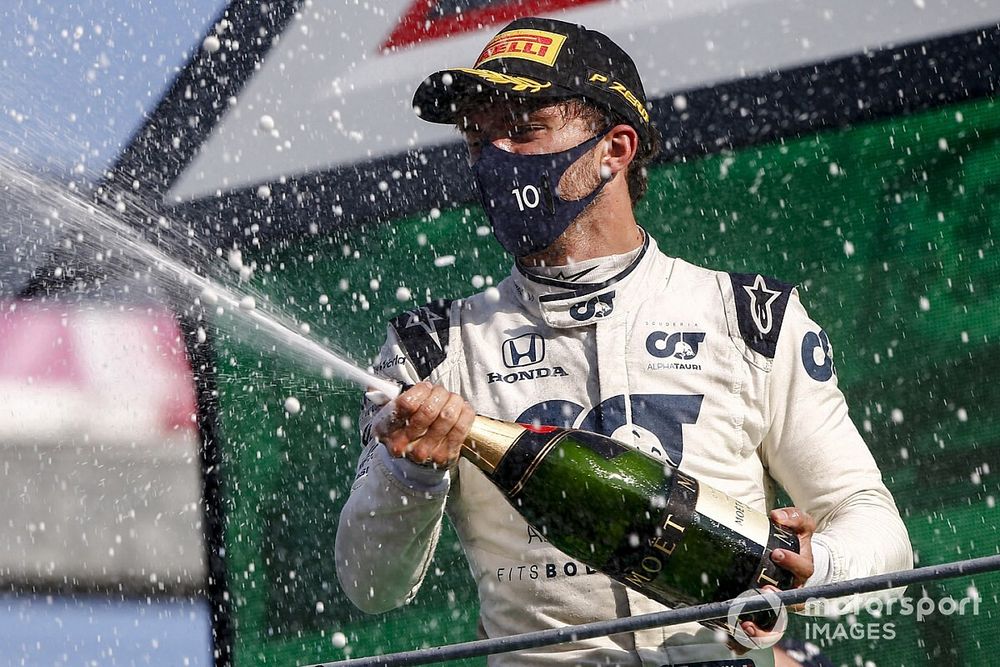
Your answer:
[761,290,913,613]
[334,324,452,614]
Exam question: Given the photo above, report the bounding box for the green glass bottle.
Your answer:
[461,415,800,631]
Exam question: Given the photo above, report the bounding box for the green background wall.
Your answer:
[215,95,1000,665]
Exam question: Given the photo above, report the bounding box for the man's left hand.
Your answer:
[726,506,817,656]
[769,506,816,586]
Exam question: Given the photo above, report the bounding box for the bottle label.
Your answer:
[610,469,795,609]
[694,483,770,548]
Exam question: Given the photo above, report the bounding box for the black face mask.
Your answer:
[472,130,609,257]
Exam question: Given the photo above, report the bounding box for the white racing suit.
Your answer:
[336,233,913,666]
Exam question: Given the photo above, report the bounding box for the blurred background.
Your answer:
[2,1,999,665]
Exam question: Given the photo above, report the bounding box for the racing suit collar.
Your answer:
[510,230,661,329]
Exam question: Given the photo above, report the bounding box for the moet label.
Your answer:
[694,483,770,548]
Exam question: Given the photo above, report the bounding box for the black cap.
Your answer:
[412,17,655,151]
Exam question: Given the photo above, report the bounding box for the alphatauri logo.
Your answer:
[645,331,706,370]
[569,291,615,322]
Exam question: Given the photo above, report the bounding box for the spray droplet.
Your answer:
[300,322,311,334]
[319,294,329,305]
[331,632,347,648]
[200,288,219,305]
[284,396,301,415]
[484,287,501,303]
[239,295,256,310]
[202,35,221,53]
[259,115,275,131]
[196,327,207,343]
[257,185,272,200]
[395,286,412,301]
[434,255,455,268]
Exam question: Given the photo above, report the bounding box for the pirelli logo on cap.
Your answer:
[475,29,567,68]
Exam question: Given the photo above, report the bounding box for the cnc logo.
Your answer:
[645,331,706,370]
[569,291,615,322]
[502,333,545,368]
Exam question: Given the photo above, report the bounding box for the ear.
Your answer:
[601,124,639,179]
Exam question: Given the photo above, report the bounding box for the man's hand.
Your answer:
[375,381,475,468]
[726,506,817,655]
[769,506,816,587]
[726,585,787,655]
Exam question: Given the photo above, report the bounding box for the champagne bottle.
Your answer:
[458,415,800,631]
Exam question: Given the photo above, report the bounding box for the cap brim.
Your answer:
[412,67,579,124]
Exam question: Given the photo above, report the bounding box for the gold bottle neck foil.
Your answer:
[461,415,525,474]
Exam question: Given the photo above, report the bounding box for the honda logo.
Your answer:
[502,333,545,368]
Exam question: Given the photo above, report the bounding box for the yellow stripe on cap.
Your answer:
[453,68,552,94]
[475,29,567,68]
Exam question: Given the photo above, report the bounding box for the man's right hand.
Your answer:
[375,381,475,468]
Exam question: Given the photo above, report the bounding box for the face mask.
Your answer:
[472,130,609,257]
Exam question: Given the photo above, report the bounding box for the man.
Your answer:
[335,16,912,666]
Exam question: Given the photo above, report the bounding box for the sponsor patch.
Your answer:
[487,366,568,384]
[502,333,545,368]
[475,29,567,67]
[389,299,452,379]
[730,272,793,359]
[569,291,615,322]
[801,329,836,381]
[645,331,706,367]
[372,354,406,373]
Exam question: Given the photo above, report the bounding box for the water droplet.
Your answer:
[202,35,221,53]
